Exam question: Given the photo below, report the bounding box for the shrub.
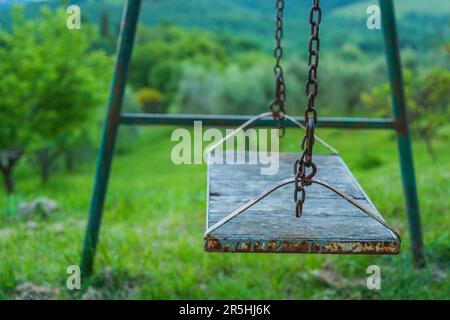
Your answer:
[135,88,165,113]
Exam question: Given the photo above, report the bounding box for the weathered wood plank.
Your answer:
[205,152,400,254]
[208,152,364,199]
[209,198,381,219]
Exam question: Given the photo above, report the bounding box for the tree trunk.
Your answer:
[36,149,58,184]
[0,167,14,194]
[424,137,437,160]
[42,161,50,184]
[65,152,74,172]
[0,150,23,194]
[347,95,359,114]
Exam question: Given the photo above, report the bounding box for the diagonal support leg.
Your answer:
[81,0,142,275]
[379,0,425,267]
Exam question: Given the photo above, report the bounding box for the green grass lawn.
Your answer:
[0,125,449,299]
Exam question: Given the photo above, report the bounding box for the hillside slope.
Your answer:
[0,0,448,54]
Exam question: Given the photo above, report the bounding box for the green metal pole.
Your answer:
[120,113,396,130]
[81,0,142,275]
[379,0,425,267]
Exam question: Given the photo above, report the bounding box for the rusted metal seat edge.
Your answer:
[204,237,400,255]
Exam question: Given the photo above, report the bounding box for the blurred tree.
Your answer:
[32,8,111,181]
[235,51,272,70]
[284,57,308,115]
[100,11,110,38]
[212,31,262,58]
[0,8,44,192]
[129,24,227,110]
[175,62,274,115]
[115,86,142,155]
[338,43,364,62]
[413,69,450,157]
[94,10,116,54]
[147,59,182,108]
[362,68,450,158]
[0,7,112,186]
[340,66,368,114]
[129,42,171,91]
[173,64,221,114]
[319,53,384,115]
[218,63,273,115]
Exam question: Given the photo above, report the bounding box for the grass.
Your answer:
[0,125,449,299]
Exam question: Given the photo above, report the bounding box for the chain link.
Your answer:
[269,0,286,137]
[294,0,322,217]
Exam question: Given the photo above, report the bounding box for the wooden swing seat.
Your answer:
[205,152,400,254]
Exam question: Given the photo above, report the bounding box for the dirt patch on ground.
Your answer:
[13,282,60,300]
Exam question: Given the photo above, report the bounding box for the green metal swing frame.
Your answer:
[80,0,425,274]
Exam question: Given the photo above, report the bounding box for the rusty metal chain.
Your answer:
[294,0,322,217]
[269,0,286,138]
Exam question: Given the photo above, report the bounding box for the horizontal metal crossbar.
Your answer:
[120,113,395,130]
